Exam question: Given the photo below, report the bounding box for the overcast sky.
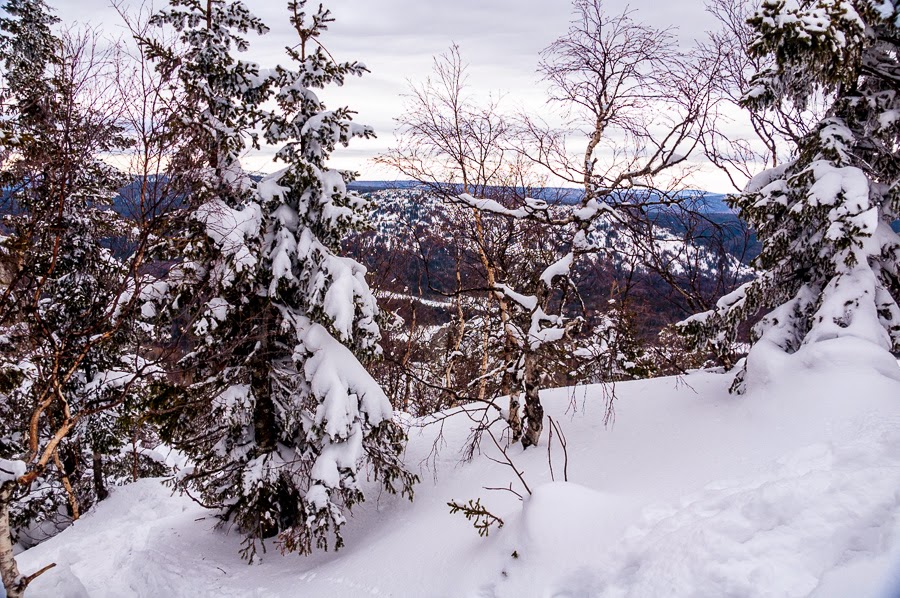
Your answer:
[52,0,734,191]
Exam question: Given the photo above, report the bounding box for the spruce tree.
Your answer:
[0,2,159,595]
[144,0,414,559]
[681,0,900,390]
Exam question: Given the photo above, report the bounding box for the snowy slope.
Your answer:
[365,187,752,280]
[15,337,900,597]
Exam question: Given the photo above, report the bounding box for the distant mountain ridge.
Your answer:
[348,181,735,214]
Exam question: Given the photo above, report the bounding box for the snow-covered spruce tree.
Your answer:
[0,3,162,596]
[255,1,415,555]
[680,0,900,391]
[144,0,414,559]
[140,0,270,187]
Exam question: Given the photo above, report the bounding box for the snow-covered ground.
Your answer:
[16,337,900,597]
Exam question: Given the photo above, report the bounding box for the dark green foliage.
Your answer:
[143,0,415,560]
[682,0,900,391]
[0,0,161,547]
[448,498,505,537]
[141,0,270,180]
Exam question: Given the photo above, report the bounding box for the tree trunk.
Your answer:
[1,480,57,596]
[249,316,278,540]
[507,389,522,443]
[400,298,417,413]
[498,296,521,442]
[251,372,276,454]
[249,308,275,452]
[92,450,108,503]
[443,260,465,406]
[477,323,490,403]
[131,429,140,483]
[51,449,79,521]
[472,209,494,404]
[521,352,543,449]
[0,482,24,598]
[502,351,522,443]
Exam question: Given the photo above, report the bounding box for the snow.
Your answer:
[213,384,252,421]
[195,196,263,283]
[16,337,900,597]
[539,252,573,286]
[369,187,749,284]
[0,458,25,483]
[495,283,537,311]
[376,290,454,310]
[455,194,543,219]
[299,318,393,433]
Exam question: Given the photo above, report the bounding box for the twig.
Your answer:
[22,562,57,588]
[484,483,524,501]
[547,416,569,482]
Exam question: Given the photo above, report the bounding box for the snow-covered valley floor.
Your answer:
[17,338,900,597]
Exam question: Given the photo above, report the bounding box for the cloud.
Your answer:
[48,0,728,188]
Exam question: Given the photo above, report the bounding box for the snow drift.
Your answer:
[15,338,900,597]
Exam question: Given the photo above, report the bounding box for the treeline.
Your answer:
[346,186,753,418]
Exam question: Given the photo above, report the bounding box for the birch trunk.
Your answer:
[521,352,544,449]
[0,482,24,598]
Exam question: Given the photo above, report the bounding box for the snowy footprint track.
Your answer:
[596,436,900,598]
